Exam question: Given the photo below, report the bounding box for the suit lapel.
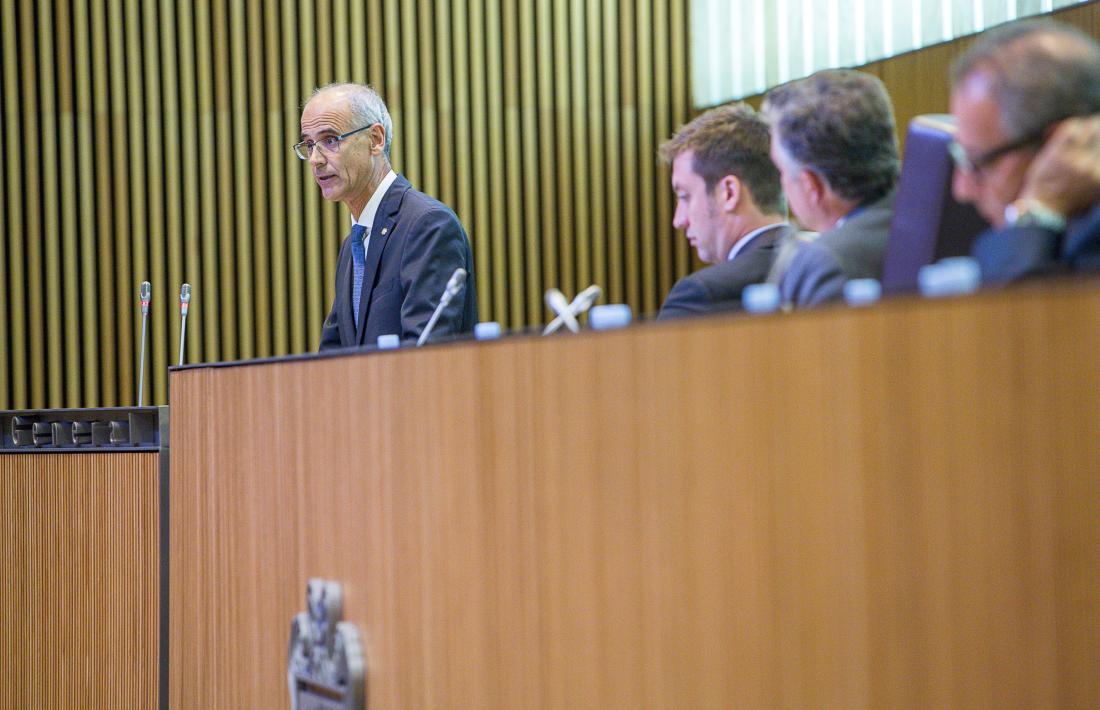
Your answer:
[355,174,411,343]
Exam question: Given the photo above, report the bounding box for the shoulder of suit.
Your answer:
[394,182,457,215]
[818,193,895,247]
[785,237,836,274]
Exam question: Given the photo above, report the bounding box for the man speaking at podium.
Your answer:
[297,83,477,350]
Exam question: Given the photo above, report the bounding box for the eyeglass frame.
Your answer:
[293,123,376,160]
[948,127,1046,179]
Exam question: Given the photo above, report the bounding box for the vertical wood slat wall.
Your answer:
[0,0,691,410]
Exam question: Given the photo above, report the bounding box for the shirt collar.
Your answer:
[353,169,399,231]
[834,203,869,230]
[726,222,788,261]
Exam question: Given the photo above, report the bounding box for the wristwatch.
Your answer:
[1003,198,1067,232]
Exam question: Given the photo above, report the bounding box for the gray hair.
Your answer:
[310,82,394,159]
[951,19,1100,142]
[764,69,899,205]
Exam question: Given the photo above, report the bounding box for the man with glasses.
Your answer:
[950,19,1100,283]
[298,83,477,350]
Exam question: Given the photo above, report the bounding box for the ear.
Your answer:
[713,174,742,213]
[800,168,827,206]
[369,123,386,155]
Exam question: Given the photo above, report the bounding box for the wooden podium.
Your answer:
[169,283,1100,708]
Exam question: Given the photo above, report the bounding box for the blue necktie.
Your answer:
[350,224,369,327]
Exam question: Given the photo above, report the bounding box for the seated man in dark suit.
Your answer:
[949,19,1100,283]
[297,83,477,350]
[764,70,901,307]
[657,103,794,320]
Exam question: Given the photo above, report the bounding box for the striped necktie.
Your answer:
[350,224,369,327]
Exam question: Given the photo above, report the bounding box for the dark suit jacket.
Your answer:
[657,223,792,320]
[971,201,1100,284]
[318,174,478,350]
[779,190,897,307]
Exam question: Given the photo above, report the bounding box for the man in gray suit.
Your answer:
[764,70,900,307]
[657,103,794,320]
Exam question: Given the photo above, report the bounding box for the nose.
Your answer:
[952,168,977,205]
[672,203,687,231]
[308,146,326,168]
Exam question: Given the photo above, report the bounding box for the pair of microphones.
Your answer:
[543,285,602,335]
[422,274,602,342]
[420,275,602,343]
[136,281,192,406]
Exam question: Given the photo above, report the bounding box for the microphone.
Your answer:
[543,285,602,335]
[137,281,151,406]
[544,289,580,334]
[416,268,468,347]
[178,283,192,366]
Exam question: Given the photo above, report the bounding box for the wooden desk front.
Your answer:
[170,283,1100,708]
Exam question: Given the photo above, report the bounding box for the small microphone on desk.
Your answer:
[137,281,151,406]
[178,283,192,366]
[543,285,602,335]
[417,268,468,347]
[544,289,580,334]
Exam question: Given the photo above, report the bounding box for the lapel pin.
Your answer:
[381,227,388,236]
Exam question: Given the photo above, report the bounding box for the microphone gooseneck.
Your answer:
[137,281,151,406]
[416,268,468,347]
[178,283,192,367]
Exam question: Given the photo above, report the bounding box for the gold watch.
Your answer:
[1003,199,1067,232]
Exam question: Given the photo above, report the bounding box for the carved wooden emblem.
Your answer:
[288,579,365,710]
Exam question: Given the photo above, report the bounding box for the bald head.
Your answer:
[300,83,394,217]
[951,19,1100,142]
[307,83,394,159]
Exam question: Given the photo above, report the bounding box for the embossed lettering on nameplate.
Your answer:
[288,579,366,710]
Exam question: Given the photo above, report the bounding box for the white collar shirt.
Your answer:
[726,222,788,262]
[351,169,399,247]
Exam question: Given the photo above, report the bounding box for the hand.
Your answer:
[1019,115,1100,217]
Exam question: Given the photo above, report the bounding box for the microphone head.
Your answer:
[179,282,192,316]
[569,285,602,313]
[139,281,151,315]
[446,267,467,293]
[545,288,569,312]
[439,268,467,308]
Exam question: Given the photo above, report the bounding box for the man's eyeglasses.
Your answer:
[948,129,1046,178]
[293,124,374,160]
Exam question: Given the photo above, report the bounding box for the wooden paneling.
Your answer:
[745,1,1100,149]
[0,1,689,410]
[170,282,1100,708]
[0,452,160,708]
[4,2,1100,410]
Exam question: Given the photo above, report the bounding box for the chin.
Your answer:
[982,206,1006,229]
